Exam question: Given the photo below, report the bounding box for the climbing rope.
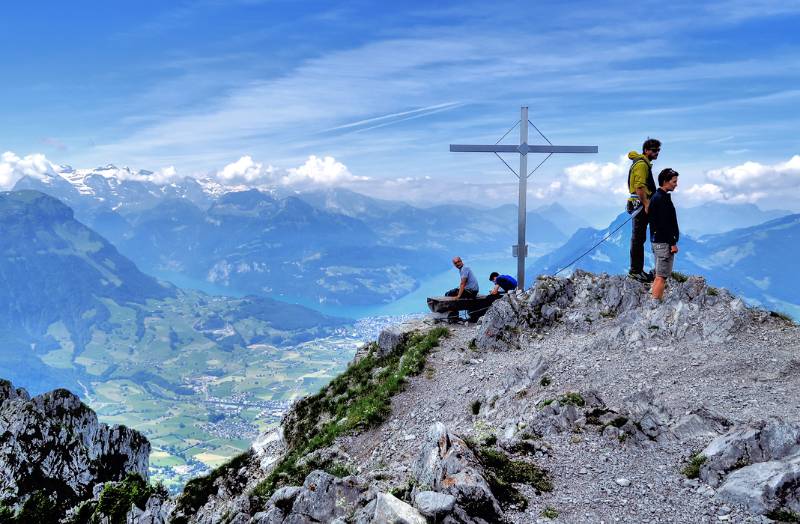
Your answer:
[552,206,643,276]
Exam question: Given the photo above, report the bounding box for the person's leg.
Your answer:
[629,211,647,275]
[463,289,478,299]
[651,276,666,299]
[651,243,672,300]
[445,288,459,297]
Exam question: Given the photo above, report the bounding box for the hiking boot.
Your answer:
[628,271,649,283]
[645,270,655,283]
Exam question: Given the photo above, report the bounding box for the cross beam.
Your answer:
[450,106,598,289]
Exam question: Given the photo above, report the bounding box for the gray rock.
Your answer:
[414,490,456,517]
[700,418,800,487]
[377,325,409,358]
[413,423,503,522]
[288,471,367,522]
[0,380,149,509]
[716,457,800,514]
[372,493,426,524]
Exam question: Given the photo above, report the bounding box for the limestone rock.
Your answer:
[0,379,149,512]
[413,423,502,522]
[372,492,426,524]
[414,490,456,517]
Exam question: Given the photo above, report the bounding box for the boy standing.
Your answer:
[648,168,680,300]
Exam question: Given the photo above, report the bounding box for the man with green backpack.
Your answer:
[626,138,660,282]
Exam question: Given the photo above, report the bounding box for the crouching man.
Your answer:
[648,168,680,300]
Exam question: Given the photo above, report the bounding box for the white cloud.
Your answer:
[216,155,275,184]
[214,154,366,189]
[280,155,367,187]
[683,155,800,203]
[0,151,59,190]
[562,155,629,196]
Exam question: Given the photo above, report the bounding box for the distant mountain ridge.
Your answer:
[15,172,579,306]
[528,210,800,316]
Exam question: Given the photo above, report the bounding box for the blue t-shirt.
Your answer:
[495,274,517,292]
[460,265,479,292]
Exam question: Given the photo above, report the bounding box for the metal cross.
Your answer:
[450,106,598,289]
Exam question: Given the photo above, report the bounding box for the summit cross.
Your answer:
[449,106,598,289]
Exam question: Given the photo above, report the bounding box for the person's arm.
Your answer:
[490,284,500,295]
[635,187,649,212]
[457,277,467,299]
[631,162,650,212]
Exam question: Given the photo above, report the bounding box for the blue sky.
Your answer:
[2,0,799,212]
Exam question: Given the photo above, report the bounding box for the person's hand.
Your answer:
[671,245,679,254]
[490,289,498,295]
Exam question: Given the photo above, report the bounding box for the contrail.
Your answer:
[322,102,463,133]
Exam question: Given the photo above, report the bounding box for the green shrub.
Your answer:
[560,392,585,407]
[541,506,559,519]
[16,491,59,524]
[671,271,688,283]
[770,310,795,324]
[682,454,706,479]
[706,287,719,296]
[766,508,800,523]
[471,400,482,415]
[174,452,252,523]
[468,444,552,511]
[250,328,450,507]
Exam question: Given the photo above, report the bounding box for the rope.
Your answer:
[553,206,642,276]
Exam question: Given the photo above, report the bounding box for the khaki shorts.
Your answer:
[652,242,675,278]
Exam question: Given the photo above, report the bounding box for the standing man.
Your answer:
[489,272,517,295]
[445,256,479,299]
[648,168,680,300]
[627,138,660,282]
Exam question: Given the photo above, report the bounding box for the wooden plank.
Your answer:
[426,294,501,314]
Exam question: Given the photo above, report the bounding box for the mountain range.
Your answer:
[14,166,584,307]
[528,209,800,316]
[0,190,355,484]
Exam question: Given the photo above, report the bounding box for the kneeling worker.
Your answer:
[445,256,479,299]
[489,272,517,295]
[649,168,680,300]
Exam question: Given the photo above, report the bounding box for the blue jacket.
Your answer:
[495,274,517,292]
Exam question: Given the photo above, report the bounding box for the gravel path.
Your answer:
[337,297,798,523]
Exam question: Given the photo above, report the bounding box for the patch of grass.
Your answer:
[559,392,585,407]
[539,375,551,387]
[706,287,719,296]
[599,309,616,318]
[766,508,800,523]
[468,338,478,350]
[671,271,689,283]
[424,367,435,379]
[681,454,706,479]
[470,445,552,511]
[250,327,450,507]
[324,462,354,478]
[388,478,416,502]
[471,400,482,415]
[173,451,252,524]
[541,506,559,519]
[94,473,161,524]
[538,398,555,409]
[770,310,795,324]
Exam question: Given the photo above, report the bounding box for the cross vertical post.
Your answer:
[449,106,598,290]
[517,106,528,290]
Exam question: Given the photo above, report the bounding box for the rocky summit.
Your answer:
[0,379,157,520]
[5,271,798,523]
[159,271,798,524]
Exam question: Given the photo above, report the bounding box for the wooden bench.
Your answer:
[427,294,502,322]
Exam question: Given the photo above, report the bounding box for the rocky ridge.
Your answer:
[0,379,163,521]
[165,271,798,523]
